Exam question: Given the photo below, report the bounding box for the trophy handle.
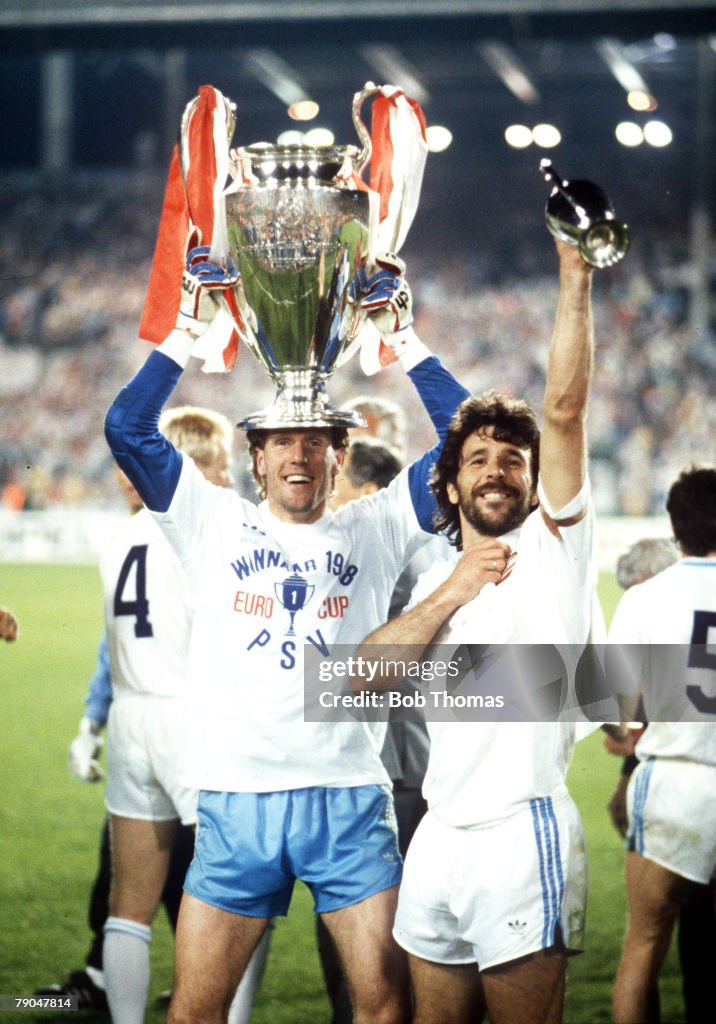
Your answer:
[351,82,379,177]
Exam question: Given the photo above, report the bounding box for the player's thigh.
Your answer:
[480,947,567,1024]
[408,954,485,1024]
[624,851,695,944]
[170,893,269,1024]
[108,814,177,921]
[321,885,410,1019]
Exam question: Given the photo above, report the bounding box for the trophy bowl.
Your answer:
[540,159,630,269]
[225,143,372,430]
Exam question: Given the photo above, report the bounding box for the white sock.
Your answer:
[103,917,151,1024]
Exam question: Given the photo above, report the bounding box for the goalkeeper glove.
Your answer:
[68,717,104,782]
[351,253,430,372]
[176,230,239,339]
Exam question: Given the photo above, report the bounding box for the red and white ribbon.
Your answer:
[139,85,239,372]
[358,85,428,375]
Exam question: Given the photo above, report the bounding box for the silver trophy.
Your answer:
[540,159,630,268]
[221,86,386,429]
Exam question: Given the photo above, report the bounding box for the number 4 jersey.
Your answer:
[101,509,193,698]
[608,557,716,764]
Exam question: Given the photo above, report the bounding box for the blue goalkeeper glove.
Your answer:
[349,252,413,336]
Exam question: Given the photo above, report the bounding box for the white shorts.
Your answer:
[394,792,587,970]
[627,757,716,884]
[104,695,198,825]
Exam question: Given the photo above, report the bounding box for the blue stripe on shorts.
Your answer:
[184,785,402,917]
[530,795,565,947]
[626,757,654,855]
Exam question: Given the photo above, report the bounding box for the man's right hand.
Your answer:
[68,717,104,782]
[444,539,514,607]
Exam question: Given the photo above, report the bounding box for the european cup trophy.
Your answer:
[176,82,425,429]
[540,159,630,268]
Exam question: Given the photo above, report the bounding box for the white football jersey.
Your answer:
[100,509,193,699]
[608,557,716,764]
[151,454,432,793]
[410,477,598,828]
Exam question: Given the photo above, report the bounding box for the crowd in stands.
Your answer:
[0,175,713,515]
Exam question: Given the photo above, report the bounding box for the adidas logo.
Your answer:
[508,919,527,934]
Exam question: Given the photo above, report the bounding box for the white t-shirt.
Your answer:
[608,557,716,764]
[100,508,193,700]
[410,478,598,828]
[152,455,431,792]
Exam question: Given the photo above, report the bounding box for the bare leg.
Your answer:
[408,954,485,1024]
[321,885,410,1024]
[168,893,268,1024]
[481,947,566,1024]
[108,815,177,923]
[613,851,695,1024]
[104,815,178,1024]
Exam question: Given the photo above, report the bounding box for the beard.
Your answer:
[459,485,534,538]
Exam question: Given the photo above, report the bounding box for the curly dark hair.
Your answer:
[245,426,349,499]
[666,465,716,556]
[430,392,540,548]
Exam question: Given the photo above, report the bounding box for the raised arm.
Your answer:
[405,354,471,531]
[539,239,594,513]
[353,256,470,531]
[105,243,234,511]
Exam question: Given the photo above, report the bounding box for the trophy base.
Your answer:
[237,369,366,431]
[238,405,366,431]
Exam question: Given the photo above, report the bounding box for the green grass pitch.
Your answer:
[0,565,686,1022]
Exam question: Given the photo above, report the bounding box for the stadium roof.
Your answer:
[1,1,715,45]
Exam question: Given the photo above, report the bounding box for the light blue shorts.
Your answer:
[184,785,402,917]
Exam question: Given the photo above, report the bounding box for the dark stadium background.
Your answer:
[0,0,715,518]
[1,1,714,260]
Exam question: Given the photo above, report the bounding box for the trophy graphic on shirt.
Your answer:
[275,573,316,636]
[540,159,630,268]
[222,87,384,430]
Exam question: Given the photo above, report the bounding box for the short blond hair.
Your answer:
[159,405,234,469]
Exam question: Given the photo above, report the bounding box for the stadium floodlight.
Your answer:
[532,123,561,148]
[595,37,657,112]
[643,120,673,147]
[426,125,453,153]
[303,127,335,147]
[504,124,533,149]
[288,100,320,122]
[627,90,658,112]
[277,130,305,146]
[615,121,644,147]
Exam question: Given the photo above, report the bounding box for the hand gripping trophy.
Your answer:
[139,82,428,427]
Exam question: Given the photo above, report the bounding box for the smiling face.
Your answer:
[447,426,538,541]
[254,429,344,523]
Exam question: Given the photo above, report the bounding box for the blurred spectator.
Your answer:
[0,176,713,515]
